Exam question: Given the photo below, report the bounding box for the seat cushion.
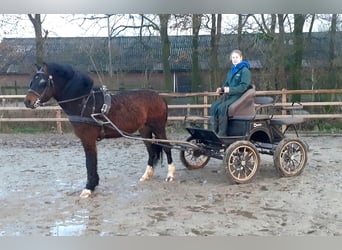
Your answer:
[228,88,256,117]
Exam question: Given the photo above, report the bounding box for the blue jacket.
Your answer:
[210,61,252,116]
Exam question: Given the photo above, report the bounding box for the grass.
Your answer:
[0,124,57,134]
[313,120,342,134]
[12,127,46,134]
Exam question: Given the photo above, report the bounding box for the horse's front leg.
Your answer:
[79,139,99,198]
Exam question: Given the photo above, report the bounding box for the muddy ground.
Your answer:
[0,131,341,236]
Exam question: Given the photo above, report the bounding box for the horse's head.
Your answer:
[25,62,94,109]
[24,63,54,109]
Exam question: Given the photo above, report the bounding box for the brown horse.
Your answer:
[24,62,175,198]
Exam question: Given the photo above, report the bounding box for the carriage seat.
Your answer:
[228,86,256,117]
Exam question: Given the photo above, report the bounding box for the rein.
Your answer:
[57,94,90,104]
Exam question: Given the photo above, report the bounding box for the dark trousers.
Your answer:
[212,112,228,136]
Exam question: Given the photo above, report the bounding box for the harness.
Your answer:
[64,85,113,140]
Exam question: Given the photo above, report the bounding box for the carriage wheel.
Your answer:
[273,138,308,177]
[180,136,210,170]
[224,140,260,184]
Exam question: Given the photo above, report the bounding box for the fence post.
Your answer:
[56,109,62,134]
[203,93,208,129]
[281,88,287,132]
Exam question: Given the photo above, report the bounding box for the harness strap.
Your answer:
[58,94,89,104]
[100,86,112,115]
[68,115,107,141]
[68,115,101,126]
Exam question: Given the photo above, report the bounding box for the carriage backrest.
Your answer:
[228,86,256,117]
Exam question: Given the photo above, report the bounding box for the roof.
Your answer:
[0,32,341,74]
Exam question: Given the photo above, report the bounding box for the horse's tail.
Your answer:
[152,143,164,165]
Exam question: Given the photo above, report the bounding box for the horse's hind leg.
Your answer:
[163,141,176,182]
[164,146,175,182]
[154,127,175,182]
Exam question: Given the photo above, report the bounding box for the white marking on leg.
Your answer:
[80,189,92,198]
[165,163,176,182]
[140,165,154,181]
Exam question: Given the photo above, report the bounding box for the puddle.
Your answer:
[50,209,89,236]
[50,223,87,236]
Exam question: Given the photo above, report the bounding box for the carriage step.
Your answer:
[254,142,275,150]
[185,127,223,145]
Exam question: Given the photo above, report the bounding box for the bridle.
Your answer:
[28,70,54,108]
[28,69,112,122]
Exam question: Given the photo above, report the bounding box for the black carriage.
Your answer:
[180,87,308,184]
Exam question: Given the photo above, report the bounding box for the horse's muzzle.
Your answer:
[24,93,41,109]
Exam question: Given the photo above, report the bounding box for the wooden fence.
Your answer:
[0,88,341,134]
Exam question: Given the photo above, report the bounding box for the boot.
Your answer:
[217,115,228,136]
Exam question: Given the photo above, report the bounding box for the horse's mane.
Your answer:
[45,62,94,98]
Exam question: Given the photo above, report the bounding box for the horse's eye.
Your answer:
[39,79,46,85]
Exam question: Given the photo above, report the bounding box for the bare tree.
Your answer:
[289,14,306,98]
[191,14,202,92]
[209,14,222,90]
[28,14,48,65]
[158,14,172,92]
[237,14,250,47]
[72,14,174,90]
[260,14,287,90]
[0,14,22,36]
[276,14,287,90]
[328,14,338,89]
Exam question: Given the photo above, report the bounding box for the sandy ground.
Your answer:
[0,131,341,236]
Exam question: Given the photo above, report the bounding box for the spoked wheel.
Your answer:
[180,136,210,170]
[273,138,308,177]
[224,140,260,184]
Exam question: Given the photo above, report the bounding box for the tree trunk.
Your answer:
[158,14,173,92]
[328,14,338,104]
[237,14,243,48]
[209,14,222,90]
[289,14,305,101]
[28,14,46,65]
[191,14,201,93]
[276,14,286,90]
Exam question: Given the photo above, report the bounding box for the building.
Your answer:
[0,32,341,94]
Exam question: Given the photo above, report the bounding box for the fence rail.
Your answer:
[1,89,341,134]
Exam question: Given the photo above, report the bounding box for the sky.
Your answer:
[0,14,336,40]
[1,15,109,39]
[1,14,223,39]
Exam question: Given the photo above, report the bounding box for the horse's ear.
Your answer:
[34,63,40,71]
[42,62,48,74]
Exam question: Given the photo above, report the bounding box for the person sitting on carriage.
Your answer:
[210,49,252,136]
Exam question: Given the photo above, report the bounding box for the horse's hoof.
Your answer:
[165,176,174,182]
[139,176,148,181]
[140,166,154,181]
[80,189,92,198]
